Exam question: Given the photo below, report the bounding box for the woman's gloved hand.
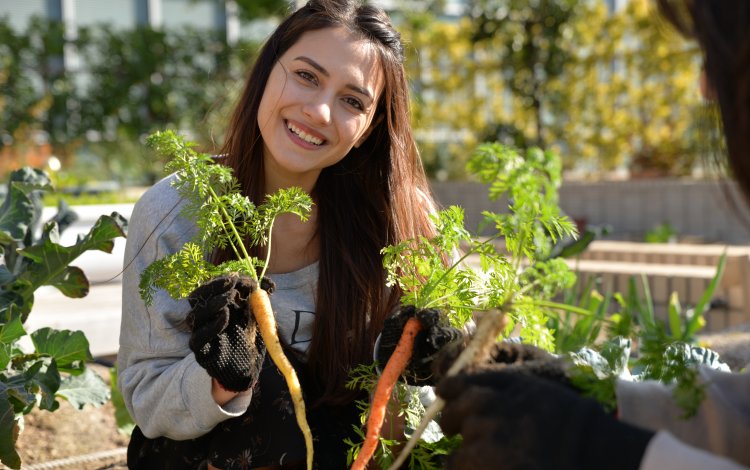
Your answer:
[186,275,267,392]
[436,367,654,470]
[375,305,465,385]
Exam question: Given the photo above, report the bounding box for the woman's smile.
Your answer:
[285,119,326,148]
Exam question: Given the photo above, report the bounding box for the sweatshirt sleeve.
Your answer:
[617,367,750,467]
[117,177,252,440]
[639,431,748,470]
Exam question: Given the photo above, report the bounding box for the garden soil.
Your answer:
[11,363,129,470]
[8,327,750,470]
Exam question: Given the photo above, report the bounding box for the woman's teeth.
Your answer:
[288,123,323,145]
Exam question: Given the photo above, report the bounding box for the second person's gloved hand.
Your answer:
[436,367,654,470]
[187,275,267,392]
[431,338,575,390]
[375,306,465,385]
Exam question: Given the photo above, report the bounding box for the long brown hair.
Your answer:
[658,0,750,203]
[216,0,436,404]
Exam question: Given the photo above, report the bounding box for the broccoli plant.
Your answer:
[563,263,729,418]
[0,167,128,469]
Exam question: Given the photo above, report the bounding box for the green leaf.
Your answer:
[673,368,705,419]
[668,292,682,340]
[0,266,13,286]
[49,199,79,234]
[139,243,215,304]
[30,328,91,373]
[0,348,9,371]
[551,229,595,259]
[0,291,29,324]
[57,367,110,409]
[0,168,51,244]
[47,266,89,298]
[685,253,725,339]
[109,366,135,434]
[143,130,311,299]
[21,358,61,411]
[570,347,612,378]
[687,345,729,370]
[599,337,631,376]
[11,213,126,311]
[3,358,61,413]
[0,317,27,345]
[3,368,36,414]
[0,189,34,245]
[7,167,53,194]
[0,388,21,470]
[639,274,656,327]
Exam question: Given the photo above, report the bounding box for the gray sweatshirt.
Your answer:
[117,175,318,439]
[617,366,750,469]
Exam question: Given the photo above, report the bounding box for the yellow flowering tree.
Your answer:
[556,0,702,175]
[400,0,702,178]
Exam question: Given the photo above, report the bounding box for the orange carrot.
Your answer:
[351,316,423,470]
[250,286,314,470]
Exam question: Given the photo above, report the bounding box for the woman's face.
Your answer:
[258,26,385,192]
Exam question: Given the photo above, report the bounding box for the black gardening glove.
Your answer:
[485,341,575,388]
[436,369,654,470]
[434,340,576,392]
[186,275,267,392]
[375,305,465,386]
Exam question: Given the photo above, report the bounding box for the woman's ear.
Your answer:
[354,114,385,148]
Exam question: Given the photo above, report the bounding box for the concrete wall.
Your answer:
[431,179,750,245]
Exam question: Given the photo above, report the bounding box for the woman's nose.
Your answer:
[302,98,332,126]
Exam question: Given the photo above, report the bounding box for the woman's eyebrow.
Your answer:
[293,55,374,101]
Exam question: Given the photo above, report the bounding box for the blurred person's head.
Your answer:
[658,0,750,201]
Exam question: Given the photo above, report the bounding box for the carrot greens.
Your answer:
[138,130,312,302]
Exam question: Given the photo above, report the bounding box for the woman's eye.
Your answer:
[296,70,317,84]
[344,97,364,111]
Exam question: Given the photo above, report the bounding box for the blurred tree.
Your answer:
[234,0,289,19]
[1,1,273,186]
[0,18,88,171]
[402,0,701,177]
[400,12,489,179]
[78,26,258,184]
[555,0,701,175]
[467,0,580,147]
[0,19,41,154]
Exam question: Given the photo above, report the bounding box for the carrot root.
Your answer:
[386,309,507,470]
[350,316,423,470]
[250,287,314,470]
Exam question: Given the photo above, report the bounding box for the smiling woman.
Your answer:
[117,1,440,469]
[258,26,384,193]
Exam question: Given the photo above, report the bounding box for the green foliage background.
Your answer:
[1,0,702,185]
